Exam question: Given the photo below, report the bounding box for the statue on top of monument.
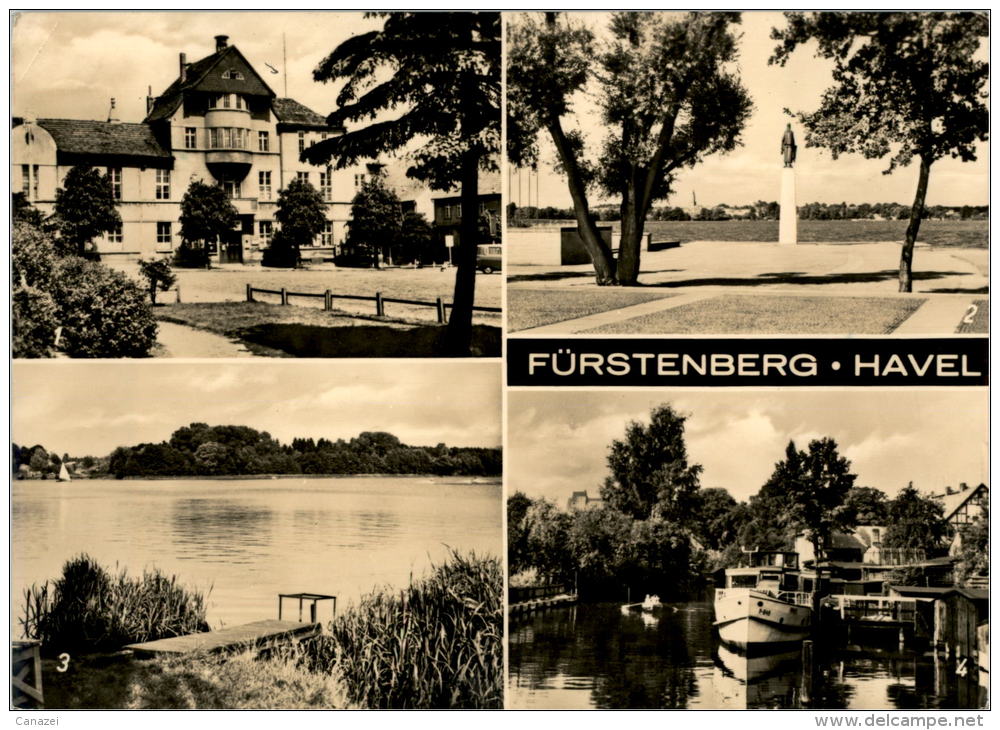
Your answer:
[781,123,797,168]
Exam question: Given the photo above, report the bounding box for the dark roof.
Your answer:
[35,119,172,166]
[889,585,989,602]
[146,45,275,122]
[272,98,343,132]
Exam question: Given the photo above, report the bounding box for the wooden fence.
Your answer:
[12,640,43,709]
[246,284,501,324]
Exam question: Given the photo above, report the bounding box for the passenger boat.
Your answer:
[714,550,813,652]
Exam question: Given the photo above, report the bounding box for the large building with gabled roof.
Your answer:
[11,34,373,262]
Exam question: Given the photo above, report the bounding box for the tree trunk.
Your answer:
[547,120,618,285]
[899,156,932,293]
[444,149,479,356]
[617,179,647,286]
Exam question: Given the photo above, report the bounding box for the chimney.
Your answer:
[107,98,120,123]
[146,85,155,115]
[179,53,187,83]
[215,35,229,52]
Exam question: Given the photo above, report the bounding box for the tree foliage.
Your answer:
[345,175,403,264]
[508,12,752,285]
[883,482,947,550]
[770,11,989,291]
[53,165,121,259]
[955,493,988,586]
[760,438,856,559]
[177,181,238,268]
[307,12,500,355]
[275,178,327,251]
[138,259,176,305]
[599,404,702,521]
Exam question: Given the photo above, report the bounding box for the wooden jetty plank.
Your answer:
[124,620,319,657]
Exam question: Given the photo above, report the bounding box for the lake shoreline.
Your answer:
[18,473,501,483]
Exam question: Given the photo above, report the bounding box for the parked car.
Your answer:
[476,243,502,274]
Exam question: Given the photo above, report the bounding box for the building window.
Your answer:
[155,169,170,200]
[21,165,30,197]
[354,173,366,189]
[222,69,245,80]
[184,127,196,149]
[108,167,122,200]
[209,127,249,150]
[210,93,246,110]
[222,180,241,199]
[156,222,172,246]
[258,171,272,201]
[31,165,39,199]
[298,131,305,154]
[258,131,269,152]
[443,205,453,221]
[108,223,123,245]
[296,171,309,184]
[321,221,333,246]
[319,171,332,201]
[258,221,273,246]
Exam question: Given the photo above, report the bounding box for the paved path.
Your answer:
[518,292,713,334]
[155,321,256,358]
[893,298,978,335]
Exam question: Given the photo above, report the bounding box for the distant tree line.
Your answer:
[14,425,501,480]
[507,199,987,224]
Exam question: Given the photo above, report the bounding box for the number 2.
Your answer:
[962,304,978,324]
[57,653,70,672]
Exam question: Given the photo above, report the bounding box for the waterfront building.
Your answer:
[11,34,370,263]
[933,483,989,530]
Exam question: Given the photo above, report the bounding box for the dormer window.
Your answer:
[222,69,245,81]
[209,93,247,111]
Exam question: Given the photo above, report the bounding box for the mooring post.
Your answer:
[176,285,182,304]
[375,291,384,317]
[281,287,288,306]
[310,602,317,624]
[801,639,814,706]
[324,289,332,311]
[436,297,446,323]
[246,283,253,303]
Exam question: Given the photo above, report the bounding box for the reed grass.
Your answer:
[321,550,503,709]
[20,554,210,654]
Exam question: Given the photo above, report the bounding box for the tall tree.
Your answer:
[883,482,947,550]
[508,12,752,285]
[770,12,989,292]
[275,178,328,254]
[178,181,238,267]
[305,12,500,355]
[345,176,403,265]
[53,165,121,259]
[599,404,703,521]
[762,438,856,560]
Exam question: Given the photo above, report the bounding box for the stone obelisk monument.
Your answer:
[779,123,798,245]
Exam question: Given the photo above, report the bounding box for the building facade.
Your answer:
[11,34,371,263]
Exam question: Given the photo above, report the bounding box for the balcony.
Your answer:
[206,150,252,181]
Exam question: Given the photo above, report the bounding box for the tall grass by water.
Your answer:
[20,554,210,654]
[320,551,503,709]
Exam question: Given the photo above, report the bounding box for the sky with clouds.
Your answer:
[13,361,501,457]
[507,11,989,209]
[508,389,988,505]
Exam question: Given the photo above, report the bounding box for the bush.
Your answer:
[12,286,59,357]
[20,554,210,655]
[51,257,158,357]
[261,230,300,268]
[332,251,375,268]
[172,242,211,269]
[138,258,177,305]
[323,551,502,709]
[13,222,56,290]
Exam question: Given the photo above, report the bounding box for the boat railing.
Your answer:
[776,591,813,607]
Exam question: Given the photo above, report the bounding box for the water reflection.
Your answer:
[509,602,987,710]
[172,499,275,564]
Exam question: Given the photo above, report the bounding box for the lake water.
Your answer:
[11,477,500,636]
[509,602,987,710]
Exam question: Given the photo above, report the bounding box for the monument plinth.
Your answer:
[779,124,798,245]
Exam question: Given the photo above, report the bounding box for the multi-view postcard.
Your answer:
[8,8,990,719]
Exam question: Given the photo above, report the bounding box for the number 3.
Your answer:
[57,653,70,672]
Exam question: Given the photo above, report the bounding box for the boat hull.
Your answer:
[714,589,812,651]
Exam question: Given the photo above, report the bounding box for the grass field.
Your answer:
[594,219,987,247]
[581,294,926,335]
[508,288,675,331]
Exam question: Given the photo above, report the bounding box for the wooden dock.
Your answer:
[124,620,320,657]
[509,593,577,616]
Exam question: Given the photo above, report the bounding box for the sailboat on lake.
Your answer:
[57,463,71,482]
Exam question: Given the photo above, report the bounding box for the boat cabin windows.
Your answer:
[729,574,758,589]
[742,551,798,569]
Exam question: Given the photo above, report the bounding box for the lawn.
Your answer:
[157,302,500,357]
[605,219,987,248]
[957,299,989,334]
[507,288,676,331]
[581,294,926,335]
